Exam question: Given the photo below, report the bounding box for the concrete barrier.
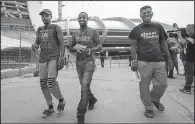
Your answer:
[1,66,36,79]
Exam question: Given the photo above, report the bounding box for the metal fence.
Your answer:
[1,24,37,74]
[65,54,132,70]
[1,24,132,77]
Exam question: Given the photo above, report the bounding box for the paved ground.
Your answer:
[1,63,194,123]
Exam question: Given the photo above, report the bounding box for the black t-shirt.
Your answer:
[186,34,195,62]
[128,23,167,62]
[100,51,106,59]
[100,51,106,56]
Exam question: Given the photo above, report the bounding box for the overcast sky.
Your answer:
[42,1,194,27]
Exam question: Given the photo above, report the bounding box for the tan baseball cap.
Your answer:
[39,9,52,16]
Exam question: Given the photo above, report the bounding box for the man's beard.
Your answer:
[43,20,50,25]
[80,24,87,28]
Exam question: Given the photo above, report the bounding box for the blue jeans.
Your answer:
[184,61,195,90]
[76,60,96,116]
[169,53,179,76]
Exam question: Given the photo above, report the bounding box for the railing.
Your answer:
[1,24,34,31]
[65,54,132,69]
[1,26,36,72]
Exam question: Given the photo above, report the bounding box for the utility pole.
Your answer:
[58,1,65,20]
[19,32,22,76]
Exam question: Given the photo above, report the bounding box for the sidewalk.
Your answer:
[166,74,194,121]
[1,66,194,123]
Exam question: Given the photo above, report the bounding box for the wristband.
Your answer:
[88,48,91,55]
[60,56,65,60]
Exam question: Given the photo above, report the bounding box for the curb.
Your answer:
[166,93,194,123]
[1,66,36,79]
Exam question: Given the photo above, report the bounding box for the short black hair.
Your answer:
[173,23,178,27]
[186,24,194,28]
[140,5,152,12]
[78,12,89,18]
[180,28,188,38]
[168,33,174,38]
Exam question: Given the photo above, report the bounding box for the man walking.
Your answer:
[167,33,180,78]
[179,24,195,93]
[31,9,65,118]
[100,50,106,68]
[69,12,102,124]
[127,50,132,66]
[128,5,173,118]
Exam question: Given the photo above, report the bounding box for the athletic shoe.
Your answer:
[57,100,66,114]
[179,88,191,94]
[144,110,154,118]
[168,75,176,79]
[41,109,54,118]
[88,97,97,110]
[77,115,85,124]
[152,101,165,111]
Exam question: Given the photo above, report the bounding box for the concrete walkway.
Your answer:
[1,66,194,123]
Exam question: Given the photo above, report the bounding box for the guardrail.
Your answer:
[1,24,34,31]
[65,54,132,69]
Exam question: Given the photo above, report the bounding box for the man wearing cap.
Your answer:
[31,9,66,118]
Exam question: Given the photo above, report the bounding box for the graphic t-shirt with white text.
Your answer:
[129,23,167,62]
[70,27,101,65]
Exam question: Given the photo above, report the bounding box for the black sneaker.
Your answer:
[77,115,85,124]
[41,109,54,118]
[57,100,66,114]
[152,101,165,111]
[179,88,191,94]
[33,71,39,77]
[168,75,176,79]
[144,110,154,118]
[88,97,97,110]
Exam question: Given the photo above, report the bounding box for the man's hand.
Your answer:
[186,37,194,44]
[73,44,87,54]
[167,58,173,71]
[77,49,84,53]
[57,57,65,70]
[170,47,177,51]
[81,48,91,55]
[31,43,39,51]
[131,60,138,72]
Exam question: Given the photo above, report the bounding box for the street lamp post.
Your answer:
[19,32,22,76]
[58,1,65,20]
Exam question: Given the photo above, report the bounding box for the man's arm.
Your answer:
[69,32,76,52]
[131,40,137,60]
[35,28,40,45]
[159,25,171,61]
[128,28,138,61]
[169,39,179,51]
[161,40,171,61]
[31,28,40,51]
[91,30,102,53]
[186,37,194,44]
[56,25,65,58]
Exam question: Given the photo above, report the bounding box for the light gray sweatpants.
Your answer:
[138,61,168,111]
